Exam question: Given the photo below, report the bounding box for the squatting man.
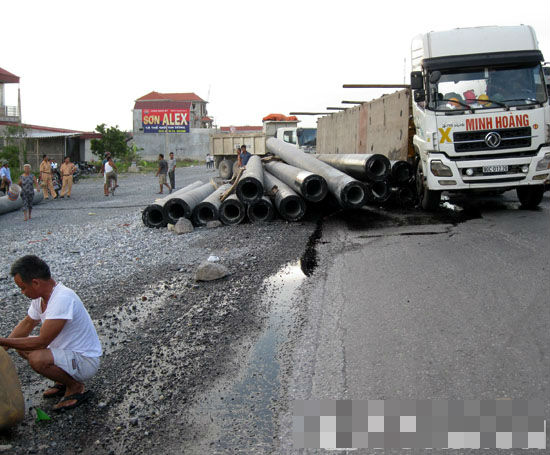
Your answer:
[0,256,102,411]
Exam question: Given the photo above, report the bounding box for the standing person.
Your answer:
[39,155,57,200]
[18,164,39,221]
[100,152,118,196]
[238,145,252,167]
[0,160,11,195]
[155,154,171,194]
[59,156,76,199]
[0,255,102,411]
[103,155,117,196]
[167,152,177,190]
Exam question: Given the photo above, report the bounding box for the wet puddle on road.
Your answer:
[182,261,306,451]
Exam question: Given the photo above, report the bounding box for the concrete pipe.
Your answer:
[192,183,231,226]
[236,155,264,204]
[393,185,416,207]
[264,161,327,202]
[367,179,392,204]
[0,190,44,216]
[390,160,413,185]
[219,193,246,226]
[142,181,204,228]
[316,153,391,182]
[264,171,306,222]
[162,181,210,224]
[266,138,366,209]
[218,159,234,179]
[247,195,274,223]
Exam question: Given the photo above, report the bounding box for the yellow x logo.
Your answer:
[439,127,452,143]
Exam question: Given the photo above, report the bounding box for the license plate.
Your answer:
[483,165,508,173]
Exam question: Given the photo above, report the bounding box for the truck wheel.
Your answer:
[517,185,544,209]
[415,156,441,211]
[219,159,233,179]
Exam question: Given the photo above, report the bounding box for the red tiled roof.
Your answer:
[201,116,212,122]
[136,91,205,102]
[136,101,191,110]
[220,126,263,132]
[0,67,19,83]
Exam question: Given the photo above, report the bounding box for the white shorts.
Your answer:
[51,349,100,382]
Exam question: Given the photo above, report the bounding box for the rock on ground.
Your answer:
[195,261,230,281]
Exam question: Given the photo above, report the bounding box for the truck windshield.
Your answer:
[428,64,547,111]
[297,128,317,147]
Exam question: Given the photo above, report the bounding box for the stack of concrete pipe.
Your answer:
[142,138,417,229]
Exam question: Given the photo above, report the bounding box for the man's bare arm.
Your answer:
[0,319,67,351]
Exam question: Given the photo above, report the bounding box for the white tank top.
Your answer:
[105,161,113,173]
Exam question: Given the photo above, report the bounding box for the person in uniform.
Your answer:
[59,156,76,198]
[39,155,57,200]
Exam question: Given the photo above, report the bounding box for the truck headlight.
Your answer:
[430,160,453,177]
[536,152,550,171]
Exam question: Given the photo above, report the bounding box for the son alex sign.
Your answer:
[142,109,190,133]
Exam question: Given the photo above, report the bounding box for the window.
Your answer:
[283,130,296,144]
[427,64,547,111]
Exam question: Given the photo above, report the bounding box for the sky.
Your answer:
[2,0,549,132]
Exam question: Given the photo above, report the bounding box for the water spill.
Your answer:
[182,261,306,452]
[300,218,323,276]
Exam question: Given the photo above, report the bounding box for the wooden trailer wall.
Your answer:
[317,89,412,161]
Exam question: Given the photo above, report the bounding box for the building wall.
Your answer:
[133,127,215,161]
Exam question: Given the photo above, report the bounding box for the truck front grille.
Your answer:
[453,127,531,153]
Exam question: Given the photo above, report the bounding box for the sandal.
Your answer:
[53,390,91,412]
[43,383,66,398]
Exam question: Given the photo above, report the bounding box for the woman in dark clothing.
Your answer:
[18,164,38,221]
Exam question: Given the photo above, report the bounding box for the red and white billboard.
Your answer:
[142,109,190,133]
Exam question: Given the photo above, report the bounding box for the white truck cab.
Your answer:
[276,126,317,153]
[410,25,550,209]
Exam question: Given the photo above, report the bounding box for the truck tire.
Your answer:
[219,159,233,179]
[415,156,441,211]
[517,185,544,209]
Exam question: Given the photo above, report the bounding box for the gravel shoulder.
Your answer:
[0,166,314,455]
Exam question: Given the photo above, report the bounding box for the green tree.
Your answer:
[0,124,27,170]
[90,124,134,163]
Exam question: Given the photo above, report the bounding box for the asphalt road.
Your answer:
[279,191,550,453]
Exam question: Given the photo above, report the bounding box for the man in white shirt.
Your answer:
[0,255,102,411]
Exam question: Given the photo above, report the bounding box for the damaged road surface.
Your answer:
[279,192,550,453]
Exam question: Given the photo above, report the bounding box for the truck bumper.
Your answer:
[425,147,550,191]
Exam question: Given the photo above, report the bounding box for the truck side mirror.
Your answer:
[410,71,423,90]
[414,89,425,103]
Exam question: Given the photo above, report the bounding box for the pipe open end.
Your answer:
[393,162,412,184]
[166,200,190,224]
[302,175,328,202]
[370,181,391,202]
[220,201,245,225]
[341,182,366,208]
[366,155,391,181]
[281,196,305,221]
[237,178,263,203]
[142,205,166,228]
[248,200,273,222]
[196,204,217,225]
